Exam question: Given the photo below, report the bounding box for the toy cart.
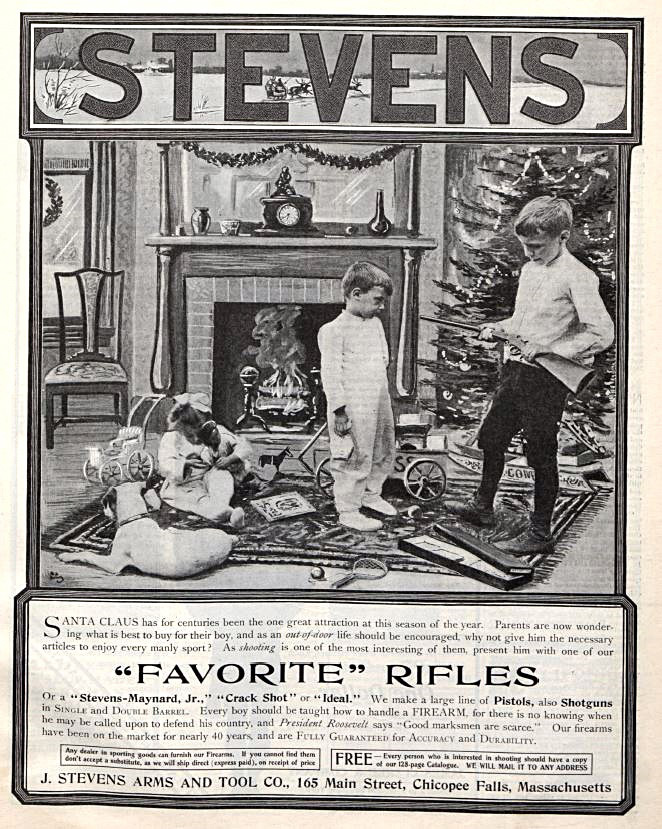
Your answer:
[296,421,448,503]
[83,395,165,487]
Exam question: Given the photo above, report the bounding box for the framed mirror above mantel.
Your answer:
[168,140,422,237]
[146,141,437,428]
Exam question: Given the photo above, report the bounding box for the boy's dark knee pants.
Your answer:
[478,361,568,471]
[478,362,527,455]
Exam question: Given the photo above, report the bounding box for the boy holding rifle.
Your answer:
[446,196,614,554]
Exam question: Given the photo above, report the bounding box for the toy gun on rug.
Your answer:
[421,316,595,395]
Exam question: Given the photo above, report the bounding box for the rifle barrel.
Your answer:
[420,315,480,333]
[420,316,509,341]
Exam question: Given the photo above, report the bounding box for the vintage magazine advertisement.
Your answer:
[5,4,659,823]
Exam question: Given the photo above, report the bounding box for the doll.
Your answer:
[158,392,248,527]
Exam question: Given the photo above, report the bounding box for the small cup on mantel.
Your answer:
[219,219,241,236]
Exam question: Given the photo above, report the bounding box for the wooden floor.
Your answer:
[38,399,617,594]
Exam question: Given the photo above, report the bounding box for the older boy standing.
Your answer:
[318,261,397,532]
[447,196,614,554]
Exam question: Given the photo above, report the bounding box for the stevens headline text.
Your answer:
[77,32,586,125]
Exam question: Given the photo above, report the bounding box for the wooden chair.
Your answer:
[44,268,128,449]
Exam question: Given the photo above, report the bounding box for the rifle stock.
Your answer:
[421,316,595,395]
[527,351,594,395]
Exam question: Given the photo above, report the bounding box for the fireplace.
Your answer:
[212,301,342,431]
[147,234,437,429]
[185,273,349,432]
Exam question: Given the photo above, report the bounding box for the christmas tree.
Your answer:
[420,144,617,432]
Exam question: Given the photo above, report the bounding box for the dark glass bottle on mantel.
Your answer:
[367,189,392,236]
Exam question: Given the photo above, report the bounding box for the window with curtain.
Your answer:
[42,162,89,319]
[42,141,117,358]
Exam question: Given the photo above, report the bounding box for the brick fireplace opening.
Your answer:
[213,301,343,430]
[148,235,437,425]
[186,276,347,432]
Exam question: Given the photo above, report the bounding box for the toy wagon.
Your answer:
[298,421,449,503]
[83,395,165,487]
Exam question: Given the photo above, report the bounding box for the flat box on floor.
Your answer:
[398,534,533,590]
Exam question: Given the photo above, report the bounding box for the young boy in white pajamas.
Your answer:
[318,261,397,532]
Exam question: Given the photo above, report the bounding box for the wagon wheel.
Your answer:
[83,458,100,483]
[314,457,335,499]
[99,459,124,488]
[403,458,446,502]
[127,449,155,481]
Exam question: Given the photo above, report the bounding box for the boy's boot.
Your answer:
[498,515,553,556]
[339,511,383,532]
[444,492,496,528]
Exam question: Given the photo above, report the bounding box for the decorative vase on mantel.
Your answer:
[367,189,392,236]
[191,207,211,236]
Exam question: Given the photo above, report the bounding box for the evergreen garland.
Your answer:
[176,141,406,170]
[43,177,63,227]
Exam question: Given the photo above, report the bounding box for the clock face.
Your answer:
[276,203,301,227]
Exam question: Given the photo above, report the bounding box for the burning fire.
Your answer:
[247,305,312,418]
[258,366,309,415]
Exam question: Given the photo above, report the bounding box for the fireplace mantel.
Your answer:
[146,235,436,250]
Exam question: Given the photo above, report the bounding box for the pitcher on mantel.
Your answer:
[191,207,211,235]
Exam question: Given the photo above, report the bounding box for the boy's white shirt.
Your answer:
[500,245,614,365]
[318,310,390,414]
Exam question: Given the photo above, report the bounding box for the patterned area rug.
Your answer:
[46,475,608,585]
